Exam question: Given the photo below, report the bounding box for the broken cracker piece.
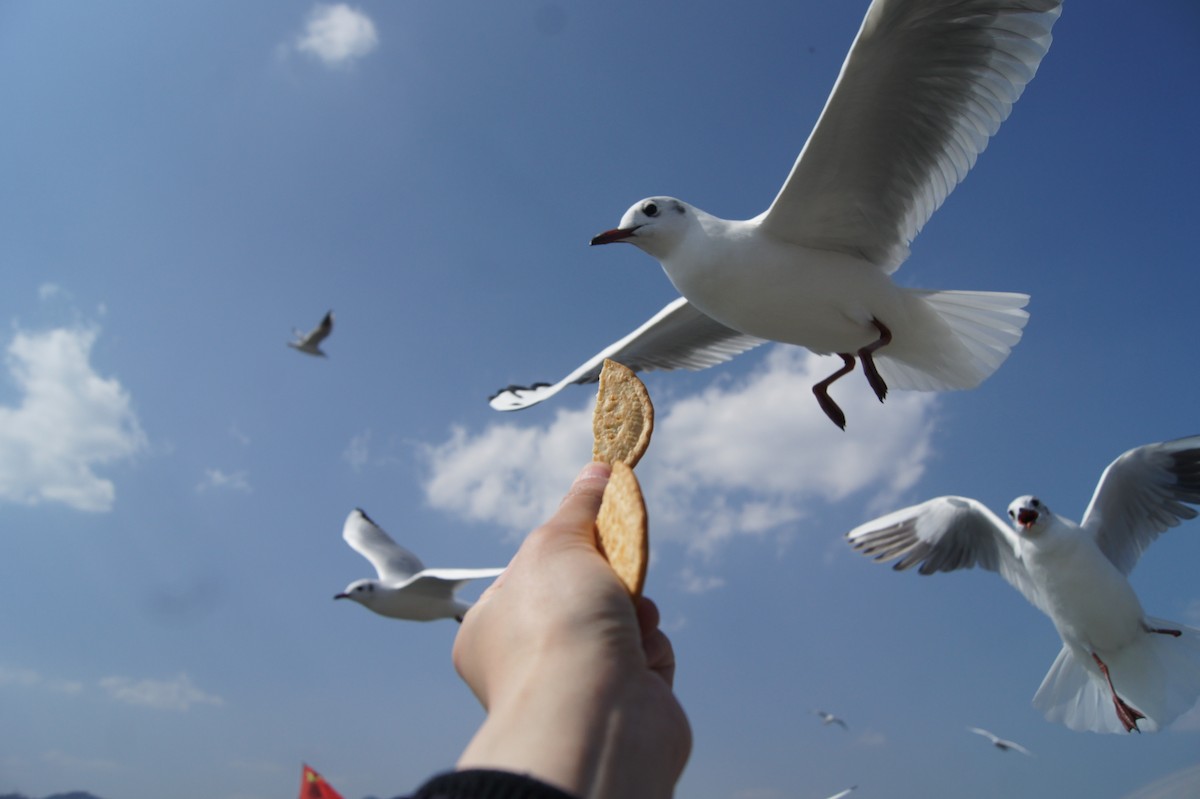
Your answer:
[594,461,649,597]
[592,359,654,468]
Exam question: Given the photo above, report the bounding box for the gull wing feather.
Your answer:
[342,508,426,583]
[302,310,334,346]
[489,297,764,411]
[760,0,1062,271]
[395,568,504,598]
[1081,435,1200,576]
[847,495,1045,613]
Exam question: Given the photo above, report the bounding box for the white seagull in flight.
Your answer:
[967,726,1034,756]
[813,709,849,730]
[491,0,1061,428]
[335,509,504,622]
[847,435,1200,733]
[288,310,334,357]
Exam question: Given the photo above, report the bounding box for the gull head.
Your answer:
[590,197,692,260]
[334,578,382,609]
[1007,495,1048,535]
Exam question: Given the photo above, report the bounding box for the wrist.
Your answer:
[457,658,685,799]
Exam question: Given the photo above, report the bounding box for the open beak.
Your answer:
[590,226,639,246]
[1016,508,1038,529]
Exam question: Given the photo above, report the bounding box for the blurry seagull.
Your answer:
[288,310,334,357]
[813,709,849,730]
[490,0,1063,428]
[847,435,1200,733]
[967,726,1034,756]
[335,509,504,622]
[823,788,857,799]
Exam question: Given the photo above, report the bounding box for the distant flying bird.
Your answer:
[288,310,334,357]
[813,709,849,730]
[490,0,1062,428]
[823,788,857,799]
[967,726,1034,756]
[335,509,504,622]
[847,435,1200,733]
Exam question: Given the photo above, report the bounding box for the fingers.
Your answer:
[523,461,612,554]
[636,596,677,688]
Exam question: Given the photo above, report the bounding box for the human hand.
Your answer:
[452,462,691,799]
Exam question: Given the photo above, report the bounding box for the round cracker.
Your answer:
[592,359,654,467]
[594,461,649,596]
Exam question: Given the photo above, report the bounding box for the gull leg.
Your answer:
[1144,623,1182,637]
[812,354,856,430]
[857,318,893,403]
[1092,652,1146,733]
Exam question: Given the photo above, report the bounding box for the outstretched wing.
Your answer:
[489,297,764,411]
[847,495,1044,613]
[760,0,1061,272]
[303,310,334,346]
[395,568,505,599]
[1082,435,1200,575]
[342,508,426,583]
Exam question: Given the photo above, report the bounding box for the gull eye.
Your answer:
[1008,509,1015,518]
[642,202,659,218]
[1031,498,1040,508]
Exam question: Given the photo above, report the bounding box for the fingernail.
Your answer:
[575,461,612,484]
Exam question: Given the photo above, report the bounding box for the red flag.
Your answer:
[300,763,346,799]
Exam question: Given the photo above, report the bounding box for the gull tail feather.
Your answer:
[1033,620,1200,733]
[875,289,1030,392]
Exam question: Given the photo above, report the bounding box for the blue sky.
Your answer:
[2,2,1199,798]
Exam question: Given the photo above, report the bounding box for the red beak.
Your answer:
[1016,508,1038,528]
[590,226,639,246]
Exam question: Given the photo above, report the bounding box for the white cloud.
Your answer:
[0,665,83,695]
[99,672,224,712]
[38,283,63,301]
[42,749,121,772]
[196,467,252,494]
[0,325,146,512]
[678,565,726,594]
[422,347,938,558]
[295,4,379,67]
[343,429,371,471]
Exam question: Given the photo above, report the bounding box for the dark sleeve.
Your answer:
[395,769,580,799]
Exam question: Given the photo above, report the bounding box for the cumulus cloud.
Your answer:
[422,347,937,557]
[0,325,146,512]
[295,4,379,67]
[196,467,252,494]
[99,672,224,712]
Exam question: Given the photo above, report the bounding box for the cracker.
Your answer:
[594,461,649,597]
[592,359,654,468]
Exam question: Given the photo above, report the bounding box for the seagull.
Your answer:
[847,435,1200,733]
[967,726,1034,756]
[490,0,1061,428]
[335,509,505,622]
[813,709,849,730]
[823,788,857,799]
[288,310,333,357]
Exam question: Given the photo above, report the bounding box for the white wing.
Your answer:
[968,726,1033,756]
[823,788,857,799]
[299,310,334,346]
[489,297,764,411]
[847,495,1045,614]
[395,568,504,597]
[342,508,426,583]
[1081,435,1200,576]
[759,0,1062,271]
